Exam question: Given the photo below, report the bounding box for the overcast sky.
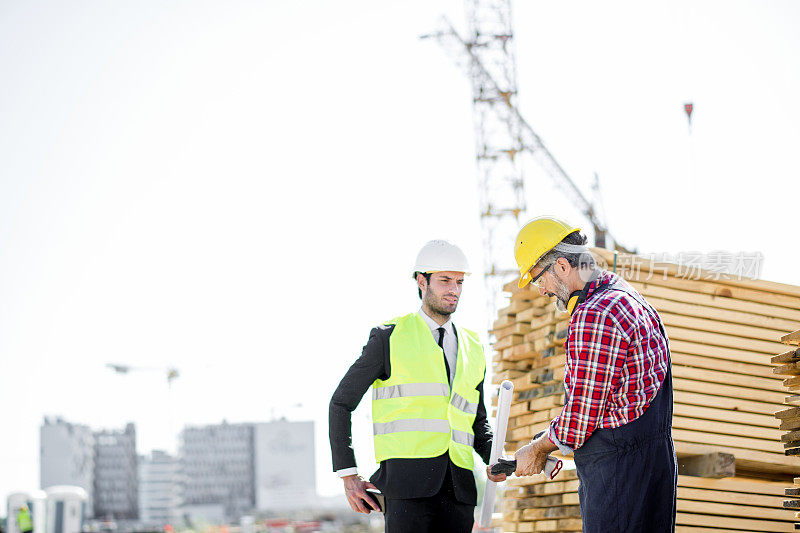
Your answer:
[1,0,799,513]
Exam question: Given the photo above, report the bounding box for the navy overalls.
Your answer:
[571,282,678,533]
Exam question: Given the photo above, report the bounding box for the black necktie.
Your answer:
[437,327,451,386]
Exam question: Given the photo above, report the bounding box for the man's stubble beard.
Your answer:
[424,289,457,317]
[551,276,572,313]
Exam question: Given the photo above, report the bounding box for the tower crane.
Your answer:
[105,363,180,387]
[423,1,632,325]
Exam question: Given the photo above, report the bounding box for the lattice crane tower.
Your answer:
[424,0,621,329]
[426,1,527,324]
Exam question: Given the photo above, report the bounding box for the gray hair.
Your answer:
[535,231,596,271]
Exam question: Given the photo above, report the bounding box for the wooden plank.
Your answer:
[515,493,580,508]
[495,334,526,351]
[493,323,533,339]
[776,407,800,419]
[674,390,782,416]
[785,394,800,407]
[672,428,784,454]
[526,479,581,496]
[661,311,789,344]
[520,505,580,520]
[783,330,800,345]
[673,377,785,404]
[675,441,800,474]
[630,280,800,323]
[674,402,779,429]
[678,486,784,507]
[647,295,800,334]
[672,420,783,447]
[507,469,578,486]
[666,325,784,355]
[671,360,783,390]
[672,352,776,379]
[773,348,800,364]
[678,499,793,520]
[677,475,787,496]
[670,339,774,367]
[553,518,582,531]
[677,453,735,478]
[774,362,800,376]
[675,512,795,532]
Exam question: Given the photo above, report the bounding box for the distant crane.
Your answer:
[423,1,631,324]
[106,363,180,387]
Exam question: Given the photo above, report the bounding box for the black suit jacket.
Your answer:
[329,322,494,505]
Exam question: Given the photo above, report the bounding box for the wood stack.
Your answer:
[771,329,800,528]
[491,249,800,532]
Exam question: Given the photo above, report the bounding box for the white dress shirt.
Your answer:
[336,310,460,479]
[418,308,458,385]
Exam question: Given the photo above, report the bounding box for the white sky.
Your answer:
[1,0,799,513]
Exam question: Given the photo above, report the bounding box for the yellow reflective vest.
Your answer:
[371,312,486,470]
[17,508,33,533]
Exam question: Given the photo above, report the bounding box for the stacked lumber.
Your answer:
[491,249,800,532]
[501,473,794,533]
[771,329,800,528]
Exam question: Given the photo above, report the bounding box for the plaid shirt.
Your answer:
[548,271,670,451]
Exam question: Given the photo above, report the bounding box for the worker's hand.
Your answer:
[486,465,507,483]
[514,433,557,476]
[342,474,381,514]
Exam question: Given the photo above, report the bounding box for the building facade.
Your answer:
[253,420,315,511]
[179,422,254,521]
[93,423,138,520]
[40,417,95,518]
[138,450,181,527]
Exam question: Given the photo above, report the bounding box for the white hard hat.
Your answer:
[412,240,471,278]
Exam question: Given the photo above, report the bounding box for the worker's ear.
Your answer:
[417,273,428,294]
[552,257,571,279]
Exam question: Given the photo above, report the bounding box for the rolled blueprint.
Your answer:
[478,379,514,528]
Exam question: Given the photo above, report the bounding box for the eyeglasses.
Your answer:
[530,263,552,289]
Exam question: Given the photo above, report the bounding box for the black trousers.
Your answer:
[573,367,677,532]
[384,467,474,533]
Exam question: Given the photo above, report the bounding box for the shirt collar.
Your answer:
[583,270,617,300]
[418,308,454,336]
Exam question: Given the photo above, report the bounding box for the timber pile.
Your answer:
[492,249,800,532]
[771,329,800,528]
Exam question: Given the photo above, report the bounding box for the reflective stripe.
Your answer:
[373,419,450,435]
[373,383,450,401]
[450,393,478,415]
[451,430,474,446]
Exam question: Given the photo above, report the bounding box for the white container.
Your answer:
[6,491,47,533]
[43,486,87,533]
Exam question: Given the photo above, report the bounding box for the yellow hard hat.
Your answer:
[514,216,581,288]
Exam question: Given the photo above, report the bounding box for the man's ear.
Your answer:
[553,257,572,278]
[417,273,428,294]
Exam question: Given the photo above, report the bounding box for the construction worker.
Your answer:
[329,240,503,533]
[503,216,677,532]
[16,505,33,533]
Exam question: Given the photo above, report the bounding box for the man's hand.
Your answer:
[515,432,558,476]
[486,465,507,483]
[342,474,381,513]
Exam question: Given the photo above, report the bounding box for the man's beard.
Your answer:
[550,276,572,313]
[424,290,457,317]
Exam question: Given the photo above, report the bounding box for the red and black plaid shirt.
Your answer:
[549,271,670,450]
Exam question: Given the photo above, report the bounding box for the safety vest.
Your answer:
[371,312,486,470]
[17,508,32,532]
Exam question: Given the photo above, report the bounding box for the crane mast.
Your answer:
[424,1,624,327]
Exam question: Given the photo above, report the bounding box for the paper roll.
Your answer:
[478,379,514,528]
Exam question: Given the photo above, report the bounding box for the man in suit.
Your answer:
[329,239,502,532]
